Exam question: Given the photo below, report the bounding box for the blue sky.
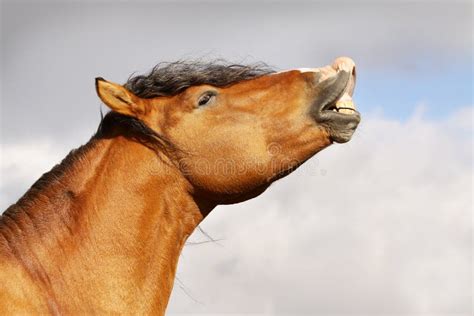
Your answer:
[357,63,472,120]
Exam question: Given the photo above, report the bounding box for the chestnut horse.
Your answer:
[0,57,360,315]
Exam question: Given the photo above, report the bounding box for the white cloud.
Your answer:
[0,106,472,315]
[0,140,70,210]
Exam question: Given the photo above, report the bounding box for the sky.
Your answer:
[1,1,472,315]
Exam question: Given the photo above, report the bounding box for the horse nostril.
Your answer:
[332,57,356,74]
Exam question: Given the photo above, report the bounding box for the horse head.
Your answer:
[95,57,360,205]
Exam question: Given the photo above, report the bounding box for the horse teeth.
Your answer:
[336,100,354,108]
[335,92,356,114]
[339,108,355,114]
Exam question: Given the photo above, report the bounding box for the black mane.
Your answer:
[125,59,274,98]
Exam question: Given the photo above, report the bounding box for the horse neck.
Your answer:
[0,136,205,314]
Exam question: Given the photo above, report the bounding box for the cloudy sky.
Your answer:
[1,1,472,315]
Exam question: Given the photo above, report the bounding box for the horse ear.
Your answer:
[95,77,146,117]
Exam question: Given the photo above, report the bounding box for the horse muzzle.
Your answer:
[309,57,361,143]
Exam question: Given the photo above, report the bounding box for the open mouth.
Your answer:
[310,64,361,143]
[324,92,357,115]
[318,67,358,116]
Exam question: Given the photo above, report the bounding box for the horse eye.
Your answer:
[198,92,215,106]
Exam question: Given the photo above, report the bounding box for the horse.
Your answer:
[0,57,360,315]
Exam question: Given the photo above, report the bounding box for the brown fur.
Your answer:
[0,57,359,315]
